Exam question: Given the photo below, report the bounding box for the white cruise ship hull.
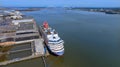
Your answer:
[40,22,64,56]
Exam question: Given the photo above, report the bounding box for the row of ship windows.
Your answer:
[48,39,62,42]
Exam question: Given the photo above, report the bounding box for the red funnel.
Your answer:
[43,21,49,29]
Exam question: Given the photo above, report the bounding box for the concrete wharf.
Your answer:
[0,34,49,66]
[0,11,49,66]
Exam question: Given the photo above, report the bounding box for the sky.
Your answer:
[0,0,120,7]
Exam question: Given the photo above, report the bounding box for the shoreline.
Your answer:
[66,8,120,15]
[1,7,120,14]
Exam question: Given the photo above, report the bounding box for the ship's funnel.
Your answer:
[43,21,49,29]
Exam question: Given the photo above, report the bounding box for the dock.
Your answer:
[0,11,49,66]
[0,38,49,66]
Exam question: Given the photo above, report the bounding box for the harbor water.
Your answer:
[3,8,120,67]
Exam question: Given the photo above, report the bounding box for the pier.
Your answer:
[0,11,49,66]
[0,38,49,66]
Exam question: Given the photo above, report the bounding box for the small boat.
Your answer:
[41,21,64,56]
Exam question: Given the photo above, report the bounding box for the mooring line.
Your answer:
[41,56,47,67]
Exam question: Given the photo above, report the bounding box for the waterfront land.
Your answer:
[67,7,120,14]
[1,7,120,14]
[0,7,45,12]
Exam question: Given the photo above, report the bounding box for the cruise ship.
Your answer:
[40,21,64,56]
